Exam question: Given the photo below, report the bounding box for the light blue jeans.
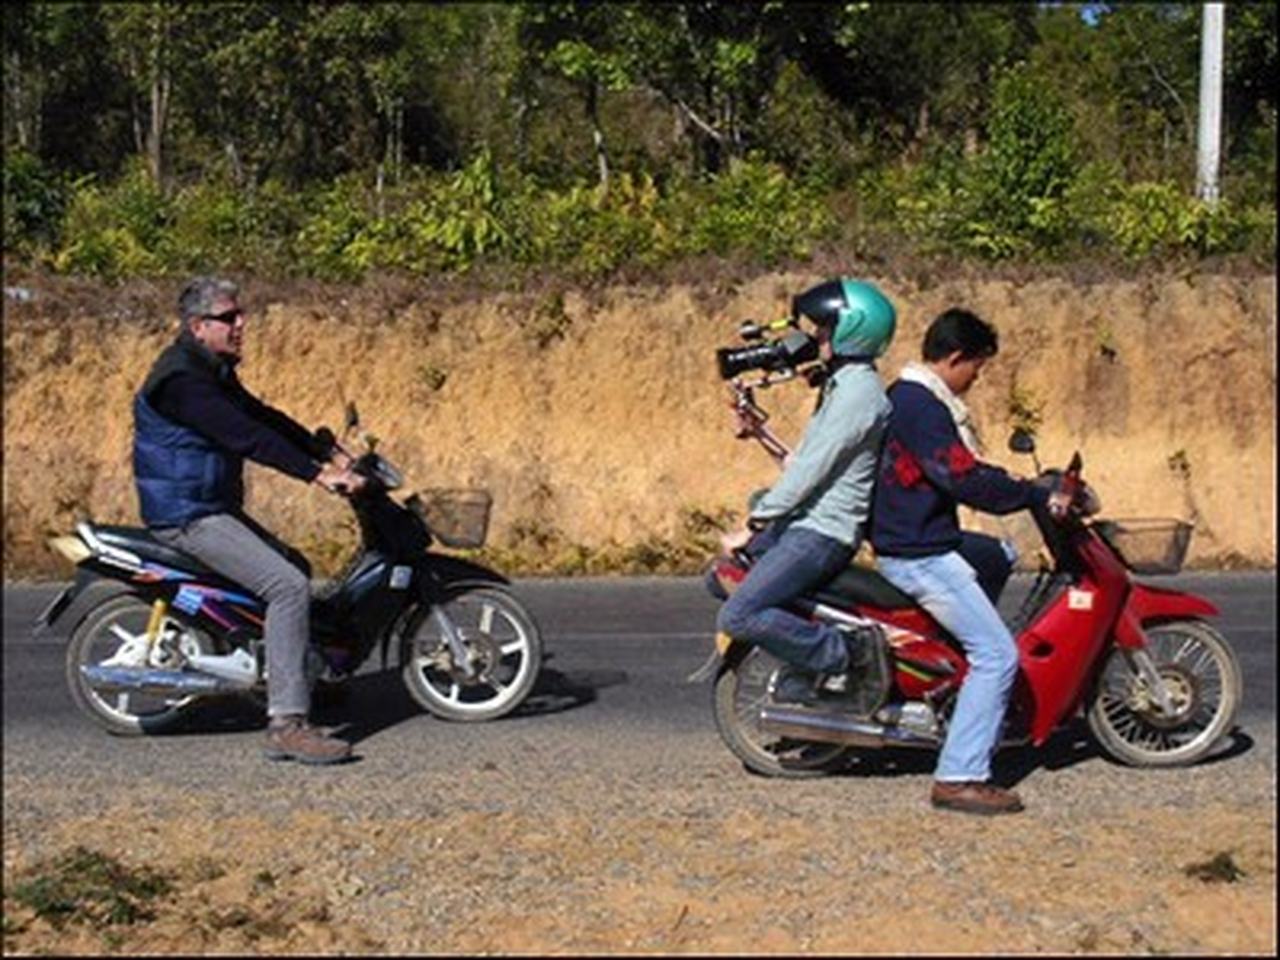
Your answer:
[876,550,1019,782]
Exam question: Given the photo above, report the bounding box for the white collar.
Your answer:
[898,361,983,454]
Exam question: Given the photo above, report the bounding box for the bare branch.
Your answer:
[1121,16,1195,144]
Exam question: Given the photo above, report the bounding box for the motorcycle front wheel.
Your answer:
[1087,620,1242,767]
[402,587,543,722]
[65,593,215,736]
[712,645,850,778]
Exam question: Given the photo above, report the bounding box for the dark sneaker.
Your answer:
[840,625,890,686]
[930,780,1024,816]
[833,625,891,715]
[264,716,353,765]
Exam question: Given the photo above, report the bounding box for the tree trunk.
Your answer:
[148,65,170,187]
[149,8,173,189]
[587,81,609,194]
[5,50,30,151]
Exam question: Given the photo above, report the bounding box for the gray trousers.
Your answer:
[154,511,312,718]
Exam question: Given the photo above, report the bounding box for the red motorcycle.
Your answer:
[699,377,1243,778]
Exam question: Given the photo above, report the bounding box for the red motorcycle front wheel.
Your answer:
[1087,620,1242,767]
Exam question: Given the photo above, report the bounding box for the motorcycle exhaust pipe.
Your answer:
[759,704,940,749]
[80,665,246,697]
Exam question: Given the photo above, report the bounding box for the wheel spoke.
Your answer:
[479,604,495,635]
[109,624,139,644]
[500,639,525,656]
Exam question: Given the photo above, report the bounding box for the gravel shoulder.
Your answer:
[3,575,1275,954]
[4,719,1275,955]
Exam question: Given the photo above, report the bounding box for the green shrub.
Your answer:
[52,162,174,279]
[3,150,67,254]
[961,64,1078,259]
[676,156,833,263]
[166,176,307,274]
[1104,180,1248,258]
[515,172,664,277]
[885,145,975,253]
[294,173,380,281]
[402,149,510,272]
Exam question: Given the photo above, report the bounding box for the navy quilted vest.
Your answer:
[132,339,245,527]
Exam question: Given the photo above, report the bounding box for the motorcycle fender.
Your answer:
[1113,584,1219,649]
[32,567,98,637]
[686,632,740,684]
[417,554,510,597]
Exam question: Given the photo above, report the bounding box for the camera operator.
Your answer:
[717,278,897,707]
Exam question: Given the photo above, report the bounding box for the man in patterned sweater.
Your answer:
[870,308,1070,816]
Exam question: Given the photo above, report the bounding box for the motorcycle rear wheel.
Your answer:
[1087,620,1242,767]
[65,593,214,736]
[402,587,543,722]
[712,646,850,778]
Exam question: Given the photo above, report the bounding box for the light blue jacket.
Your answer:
[749,361,891,547]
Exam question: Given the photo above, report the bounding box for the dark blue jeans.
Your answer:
[957,531,1016,605]
[716,525,854,674]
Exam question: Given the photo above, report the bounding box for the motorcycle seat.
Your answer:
[91,524,228,582]
[811,563,916,611]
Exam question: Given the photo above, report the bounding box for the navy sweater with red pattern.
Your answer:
[869,380,1050,558]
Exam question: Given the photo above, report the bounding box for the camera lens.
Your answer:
[716,331,818,380]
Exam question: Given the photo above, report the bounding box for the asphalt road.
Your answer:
[4,573,1274,758]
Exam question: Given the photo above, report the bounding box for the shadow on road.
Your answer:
[152,661,627,748]
[819,718,1256,786]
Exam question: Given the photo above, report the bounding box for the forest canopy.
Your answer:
[3,1,1275,281]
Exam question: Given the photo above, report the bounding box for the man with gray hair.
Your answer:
[133,276,363,764]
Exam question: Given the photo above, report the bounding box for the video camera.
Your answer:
[715,319,820,382]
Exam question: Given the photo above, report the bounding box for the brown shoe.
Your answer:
[264,716,353,765]
[930,780,1024,816]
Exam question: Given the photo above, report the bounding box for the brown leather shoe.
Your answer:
[930,780,1024,815]
[264,716,353,765]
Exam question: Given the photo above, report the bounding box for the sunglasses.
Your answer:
[201,307,245,324]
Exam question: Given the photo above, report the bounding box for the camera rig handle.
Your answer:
[729,380,791,464]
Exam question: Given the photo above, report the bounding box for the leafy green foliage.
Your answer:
[52,161,172,279]
[6,1,1273,276]
[1104,180,1249,258]
[962,65,1079,259]
[677,157,833,262]
[2,149,66,253]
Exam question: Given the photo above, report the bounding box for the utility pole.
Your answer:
[1196,2,1225,206]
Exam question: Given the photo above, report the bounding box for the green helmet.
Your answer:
[792,278,897,358]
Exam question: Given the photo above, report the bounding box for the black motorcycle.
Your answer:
[37,404,544,734]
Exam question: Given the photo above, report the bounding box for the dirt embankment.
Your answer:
[2,269,1275,577]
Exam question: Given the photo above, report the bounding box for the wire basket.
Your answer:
[1096,518,1193,575]
[410,488,492,549]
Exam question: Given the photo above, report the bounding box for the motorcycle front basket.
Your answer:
[1095,518,1193,575]
[411,488,492,548]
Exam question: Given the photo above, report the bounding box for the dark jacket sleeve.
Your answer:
[235,388,331,461]
[153,374,322,483]
[896,393,1048,516]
